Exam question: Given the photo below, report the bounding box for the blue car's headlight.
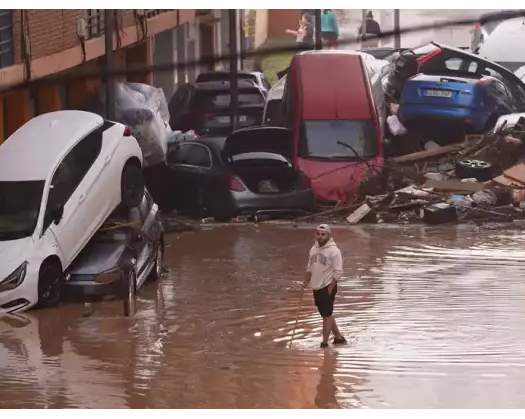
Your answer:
[0,262,28,292]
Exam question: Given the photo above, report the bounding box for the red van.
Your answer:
[282,51,384,203]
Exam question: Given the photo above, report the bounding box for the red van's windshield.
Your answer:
[300,120,377,160]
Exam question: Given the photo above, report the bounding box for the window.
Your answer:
[87,10,105,39]
[468,61,479,73]
[445,58,462,71]
[136,190,154,221]
[0,10,14,69]
[264,99,283,125]
[169,143,212,168]
[483,67,504,81]
[444,57,479,74]
[0,181,44,240]
[43,127,103,229]
[193,90,264,111]
[300,120,377,160]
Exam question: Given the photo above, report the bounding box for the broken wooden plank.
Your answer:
[389,143,465,164]
[423,179,485,194]
[346,203,372,224]
[492,174,525,188]
[503,163,525,185]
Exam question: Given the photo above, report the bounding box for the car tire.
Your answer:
[455,159,493,182]
[121,163,145,209]
[123,270,137,317]
[37,262,64,308]
[150,242,163,281]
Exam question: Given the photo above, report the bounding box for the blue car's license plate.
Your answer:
[424,89,453,98]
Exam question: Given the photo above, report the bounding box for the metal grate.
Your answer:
[0,10,14,69]
[87,9,105,39]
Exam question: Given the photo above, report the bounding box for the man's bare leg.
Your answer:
[331,318,343,338]
[322,316,333,344]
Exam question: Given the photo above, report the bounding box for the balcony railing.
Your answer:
[0,10,14,69]
[86,9,105,39]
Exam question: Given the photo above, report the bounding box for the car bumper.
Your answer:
[0,269,39,314]
[399,105,488,131]
[63,273,124,300]
[231,188,316,215]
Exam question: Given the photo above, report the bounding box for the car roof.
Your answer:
[196,71,261,80]
[194,80,261,91]
[0,110,103,181]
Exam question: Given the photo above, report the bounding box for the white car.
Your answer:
[0,110,144,314]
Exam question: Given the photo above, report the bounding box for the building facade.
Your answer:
[0,9,233,143]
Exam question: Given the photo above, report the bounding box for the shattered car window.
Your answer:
[300,120,377,160]
[0,181,44,240]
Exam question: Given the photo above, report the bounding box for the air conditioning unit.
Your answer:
[77,17,88,39]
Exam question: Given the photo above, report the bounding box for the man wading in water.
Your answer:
[303,224,347,348]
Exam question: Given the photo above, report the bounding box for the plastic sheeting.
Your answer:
[113,82,171,167]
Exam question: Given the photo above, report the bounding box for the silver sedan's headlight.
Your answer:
[0,262,28,292]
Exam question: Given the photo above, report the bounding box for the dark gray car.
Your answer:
[165,126,316,220]
[63,190,164,310]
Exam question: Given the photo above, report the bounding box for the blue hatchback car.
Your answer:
[399,73,516,133]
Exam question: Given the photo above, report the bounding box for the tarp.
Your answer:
[113,82,171,167]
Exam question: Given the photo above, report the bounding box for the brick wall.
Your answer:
[26,10,84,59]
[268,10,301,38]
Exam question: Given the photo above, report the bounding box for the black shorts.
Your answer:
[313,283,337,318]
[322,32,338,45]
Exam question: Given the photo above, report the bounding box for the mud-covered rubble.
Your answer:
[305,121,525,226]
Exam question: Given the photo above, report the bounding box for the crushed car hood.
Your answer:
[223,127,293,160]
[69,241,128,276]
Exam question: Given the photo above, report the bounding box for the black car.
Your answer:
[165,126,316,220]
[168,80,266,136]
[63,190,164,314]
[195,71,271,93]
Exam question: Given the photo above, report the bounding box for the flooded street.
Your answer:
[2,223,525,408]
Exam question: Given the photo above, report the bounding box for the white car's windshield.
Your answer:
[300,120,377,161]
[0,181,44,241]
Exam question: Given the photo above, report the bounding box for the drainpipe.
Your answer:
[315,10,322,50]
[229,9,238,132]
[104,9,115,120]
[394,9,401,49]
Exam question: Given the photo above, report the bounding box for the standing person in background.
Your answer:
[359,10,381,48]
[321,9,339,48]
[285,13,314,50]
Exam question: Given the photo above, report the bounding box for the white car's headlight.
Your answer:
[0,262,28,292]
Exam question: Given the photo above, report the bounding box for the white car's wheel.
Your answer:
[121,163,144,208]
[37,262,64,308]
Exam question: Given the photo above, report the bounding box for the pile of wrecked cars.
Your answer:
[0,82,169,315]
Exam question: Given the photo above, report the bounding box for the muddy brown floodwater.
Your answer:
[2,223,525,408]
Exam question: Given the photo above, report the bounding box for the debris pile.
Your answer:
[308,120,525,226]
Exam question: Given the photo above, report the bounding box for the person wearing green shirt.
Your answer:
[321,9,339,48]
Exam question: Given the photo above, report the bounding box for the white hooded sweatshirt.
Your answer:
[306,238,343,290]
